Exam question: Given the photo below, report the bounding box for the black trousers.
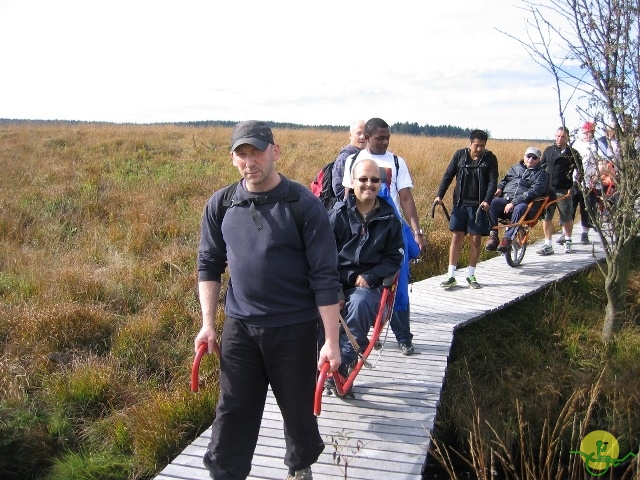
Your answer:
[572,189,598,228]
[203,316,323,480]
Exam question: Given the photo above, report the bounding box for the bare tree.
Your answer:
[500,0,640,340]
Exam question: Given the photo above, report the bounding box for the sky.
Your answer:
[0,0,582,140]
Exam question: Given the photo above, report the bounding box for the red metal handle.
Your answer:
[314,362,331,416]
[191,341,221,393]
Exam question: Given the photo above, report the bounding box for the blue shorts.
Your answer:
[449,205,490,236]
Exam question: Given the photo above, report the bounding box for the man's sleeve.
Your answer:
[395,156,414,191]
[341,154,355,188]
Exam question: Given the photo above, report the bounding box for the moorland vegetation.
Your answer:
[0,122,638,479]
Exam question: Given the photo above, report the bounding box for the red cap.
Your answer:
[582,122,596,132]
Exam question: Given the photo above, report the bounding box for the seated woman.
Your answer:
[486,147,549,252]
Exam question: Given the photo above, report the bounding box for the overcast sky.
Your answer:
[0,0,582,140]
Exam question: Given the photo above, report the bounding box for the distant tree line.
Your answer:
[0,118,475,138]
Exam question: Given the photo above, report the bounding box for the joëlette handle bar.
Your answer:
[191,340,222,393]
[431,201,450,221]
[314,274,398,416]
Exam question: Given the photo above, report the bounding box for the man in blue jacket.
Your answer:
[486,147,549,252]
[328,158,404,380]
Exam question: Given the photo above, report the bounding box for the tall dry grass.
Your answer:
[429,262,640,479]
[1,121,602,479]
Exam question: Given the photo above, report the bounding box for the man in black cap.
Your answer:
[195,120,342,480]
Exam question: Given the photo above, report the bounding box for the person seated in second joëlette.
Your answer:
[486,147,549,253]
[327,157,404,380]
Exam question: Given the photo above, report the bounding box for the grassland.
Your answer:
[0,122,638,479]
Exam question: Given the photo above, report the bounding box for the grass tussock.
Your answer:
[1,121,632,479]
[430,261,640,479]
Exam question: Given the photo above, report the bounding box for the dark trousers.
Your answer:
[390,308,412,344]
[489,198,538,239]
[571,189,598,228]
[204,317,324,480]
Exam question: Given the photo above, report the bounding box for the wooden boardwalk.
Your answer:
[156,235,605,480]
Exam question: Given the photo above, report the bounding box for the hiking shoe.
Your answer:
[556,234,566,244]
[485,234,499,251]
[287,466,313,480]
[399,340,414,355]
[564,240,574,253]
[466,275,480,289]
[440,277,457,289]
[496,238,512,253]
[323,376,335,390]
[536,244,554,256]
[580,232,590,244]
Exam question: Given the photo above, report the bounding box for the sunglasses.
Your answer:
[526,154,539,160]
[357,176,381,184]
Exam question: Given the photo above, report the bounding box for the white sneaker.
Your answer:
[564,240,573,253]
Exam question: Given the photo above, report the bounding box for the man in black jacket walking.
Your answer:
[435,130,499,289]
[536,126,582,255]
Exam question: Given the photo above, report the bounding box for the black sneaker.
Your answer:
[399,341,414,355]
[580,232,590,244]
[466,275,480,289]
[324,376,335,390]
[440,277,457,289]
[287,466,313,480]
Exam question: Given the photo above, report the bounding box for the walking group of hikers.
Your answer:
[193,118,623,480]
[437,121,623,288]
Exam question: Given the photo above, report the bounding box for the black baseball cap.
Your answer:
[230,120,274,152]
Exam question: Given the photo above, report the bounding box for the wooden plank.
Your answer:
[155,234,605,479]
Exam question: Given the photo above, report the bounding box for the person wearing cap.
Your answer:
[322,158,404,387]
[435,129,499,289]
[341,117,424,355]
[485,147,549,253]
[536,126,582,255]
[195,120,342,480]
[571,121,609,244]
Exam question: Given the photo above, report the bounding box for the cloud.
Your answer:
[0,0,585,139]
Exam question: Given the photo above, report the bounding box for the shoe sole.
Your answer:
[441,284,456,289]
[537,250,554,256]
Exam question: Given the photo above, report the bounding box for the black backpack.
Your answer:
[219,181,304,239]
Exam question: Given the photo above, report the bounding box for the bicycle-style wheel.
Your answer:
[505,226,527,267]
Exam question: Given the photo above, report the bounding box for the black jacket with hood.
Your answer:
[437,148,499,207]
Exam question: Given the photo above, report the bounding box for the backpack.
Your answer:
[310,161,337,209]
[219,181,304,239]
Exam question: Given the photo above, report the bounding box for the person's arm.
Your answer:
[194,280,222,354]
[398,187,426,251]
[317,304,341,372]
[331,155,346,199]
[435,151,460,200]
